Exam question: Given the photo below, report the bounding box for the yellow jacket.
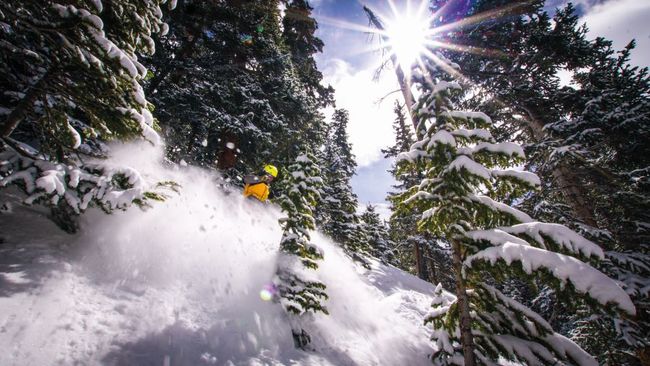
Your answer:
[243,182,270,202]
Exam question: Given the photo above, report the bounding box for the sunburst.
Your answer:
[381,0,433,69]
[315,0,532,125]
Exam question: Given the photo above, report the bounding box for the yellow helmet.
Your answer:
[263,164,278,178]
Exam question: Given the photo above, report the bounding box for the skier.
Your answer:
[243,164,278,202]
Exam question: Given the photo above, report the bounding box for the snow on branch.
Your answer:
[502,222,604,259]
[464,243,635,315]
[404,190,441,205]
[451,128,494,142]
[427,130,456,148]
[480,284,554,335]
[441,110,493,125]
[116,107,161,145]
[489,334,560,365]
[465,229,531,247]
[472,142,525,159]
[432,80,462,96]
[486,333,597,366]
[491,169,541,187]
[0,147,169,213]
[445,155,491,180]
[542,333,600,366]
[468,194,533,223]
[396,149,427,163]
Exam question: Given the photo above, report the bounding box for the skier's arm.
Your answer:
[243,175,260,184]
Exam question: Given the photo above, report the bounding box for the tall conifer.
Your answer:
[319,109,369,259]
[0,0,169,226]
[275,149,327,349]
[397,51,635,365]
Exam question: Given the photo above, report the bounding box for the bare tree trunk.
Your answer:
[363,6,419,135]
[451,238,475,366]
[413,240,428,280]
[638,346,650,366]
[521,104,599,228]
[426,246,439,284]
[2,69,54,138]
[552,164,598,227]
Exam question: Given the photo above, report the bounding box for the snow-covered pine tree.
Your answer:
[428,0,599,229]
[557,40,650,249]
[147,0,286,173]
[424,1,649,361]
[274,149,327,349]
[383,101,454,284]
[547,40,650,363]
[281,0,334,108]
[321,109,356,181]
[383,100,438,280]
[318,109,370,262]
[397,52,636,365]
[0,0,169,226]
[382,101,417,159]
[146,0,329,187]
[279,0,333,166]
[359,204,395,264]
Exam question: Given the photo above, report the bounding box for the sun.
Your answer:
[317,1,512,77]
[383,10,431,68]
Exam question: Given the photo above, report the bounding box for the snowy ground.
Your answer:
[0,143,435,366]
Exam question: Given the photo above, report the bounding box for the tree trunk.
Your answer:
[1,69,54,138]
[451,238,475,366]
[638,345,650,366]
[426,246,439,284]
[552,164,598,227]
[521,104,599,228]
[413,240,428,280]
[363,6,419,135]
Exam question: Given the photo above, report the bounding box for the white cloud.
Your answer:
[351,157,396,202]
[580,0,650,67]
[309,0,334,8]
[322,59,402,167]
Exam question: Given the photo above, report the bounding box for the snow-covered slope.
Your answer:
[0,143,435,366]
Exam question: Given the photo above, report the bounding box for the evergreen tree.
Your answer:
[549,40,650,249]
[274,149,327,349]
[383,100,450,282]
[382,101,422,275]
[427,0,599,229]
[397,51,635,365]
[359,204,395,264]
[425,0,650,361]
[147,1,284,171]
[382,101,416,160]
[281,0,334,107]
[318,109,369,260]
[547,40,650,363]
[322,109,356,178]
[146,0,329,184]
[277,0,333,164]
[0,0,169,227]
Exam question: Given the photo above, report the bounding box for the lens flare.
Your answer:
[259,283,277,301]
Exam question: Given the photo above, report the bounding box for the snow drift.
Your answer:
[0,143,434,366]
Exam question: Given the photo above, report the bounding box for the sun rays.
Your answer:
[382,0,432,68]
[315,0,532,84]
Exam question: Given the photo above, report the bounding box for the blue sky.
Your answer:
[309,0,650,219]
